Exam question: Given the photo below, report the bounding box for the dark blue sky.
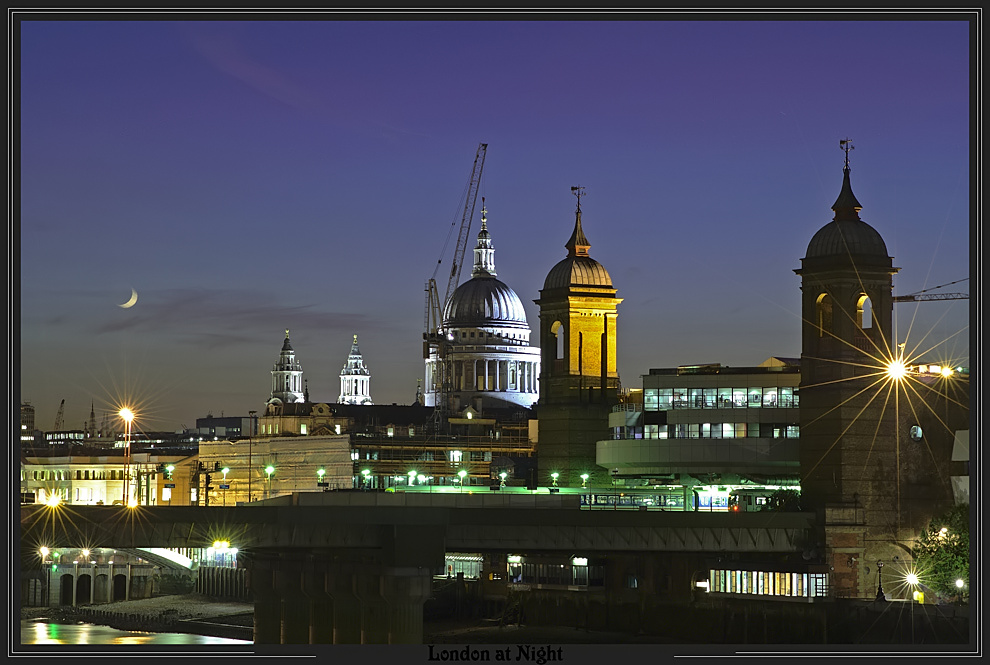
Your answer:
[17,16,972,433]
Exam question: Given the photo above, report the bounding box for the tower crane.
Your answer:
[424,143,488,426]
[892,278,969,302]
[53,399,65,431]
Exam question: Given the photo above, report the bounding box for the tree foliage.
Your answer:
[911,503,969,601]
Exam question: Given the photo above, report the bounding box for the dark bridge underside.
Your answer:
[21,501,814,562]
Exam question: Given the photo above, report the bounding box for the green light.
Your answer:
[221,467,230,474]
[265,465,275,476]
[317,468,326,478]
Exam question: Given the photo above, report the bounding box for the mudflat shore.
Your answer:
[21,593,254,640]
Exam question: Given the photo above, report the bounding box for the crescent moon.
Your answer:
[118,288,138,309]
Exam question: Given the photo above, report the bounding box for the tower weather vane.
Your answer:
[571,185,586,211]
[839,138,854,169]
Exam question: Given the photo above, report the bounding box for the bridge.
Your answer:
[21,493,816,644]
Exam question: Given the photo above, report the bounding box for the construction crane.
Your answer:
[53,399,65,431]
[423,143,488,425]
[892,278,969,302]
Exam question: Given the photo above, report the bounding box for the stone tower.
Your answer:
[535,187,621,488]
[795,143,961,599]
[270,329,305,405]
[339,334,373,405]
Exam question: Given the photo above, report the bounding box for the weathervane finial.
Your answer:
[839,138,854,170]
[571,185,585,213]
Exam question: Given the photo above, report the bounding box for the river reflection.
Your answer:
[22,621,252,646]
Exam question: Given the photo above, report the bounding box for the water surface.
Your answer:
[22,620,251,646]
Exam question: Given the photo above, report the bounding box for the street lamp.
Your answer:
[39,547,51,607]
[499,471,507,488]
[119,407,135,504]
[361,468,371,490]
[458,469,467,492]
[408,470,417,486]
[264,465,275,499]
[580,473,589,488]
[875,560,886,601]
[551,472,559,487]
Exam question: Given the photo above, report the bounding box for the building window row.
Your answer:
[644,387,798,411]
[707,568,830,599]
[30,468,132,481]
[613,423,800,439]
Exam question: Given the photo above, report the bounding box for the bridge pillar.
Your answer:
[328,567,362,644]
[355,567,389,644]
[383,566,432,644]
[246,555,281,645]
[302,564,334,644]
[275,555,311,645]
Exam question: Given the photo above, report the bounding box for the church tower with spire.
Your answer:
[535,187,622,487]
[794,141,961,599]
[339,334,373,405]
[270,329,305,405]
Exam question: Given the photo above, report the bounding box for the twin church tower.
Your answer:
[269,330,373,408]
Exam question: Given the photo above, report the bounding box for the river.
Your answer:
[21,620,252,646]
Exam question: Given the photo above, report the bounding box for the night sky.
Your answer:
[17,16,972,434]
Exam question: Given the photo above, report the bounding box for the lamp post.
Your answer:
[499,471,507,488]
[221,467,230,505]
[164,464,175,506]
[361,468,371,491]
[119,408,134,504]
[580,473,589,489]
[875,560,886,601]
[248,410,256,502]
[39,547,50,607]
[458,469,467,492]
[265,465,275,499]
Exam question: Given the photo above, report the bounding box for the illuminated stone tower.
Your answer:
[535,187,621,487]
[795,142,960,599]
[270,329,305,405]
[339,334,373,405]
